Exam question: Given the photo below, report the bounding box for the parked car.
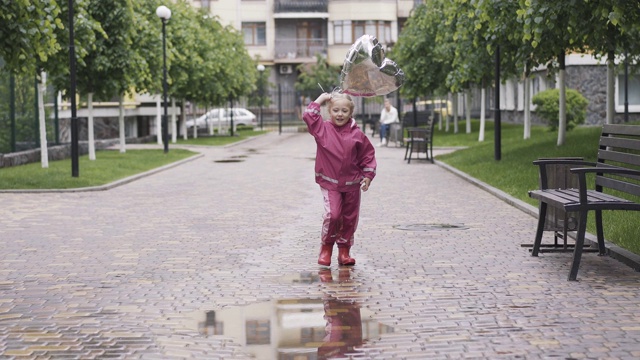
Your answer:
[414,99,452,118]
[185,108,257,129]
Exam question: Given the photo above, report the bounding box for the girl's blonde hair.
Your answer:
[329,92,355,112]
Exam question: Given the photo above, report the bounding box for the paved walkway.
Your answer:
[1,132,640,359]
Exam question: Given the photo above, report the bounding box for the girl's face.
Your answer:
[329,99,353,127]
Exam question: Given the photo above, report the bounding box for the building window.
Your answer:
[242,22,266,46]
[617,74,640,112]
[200,311,223,336]
[333,20,391,44]
[334,20,352,44]
[246,320,270,345]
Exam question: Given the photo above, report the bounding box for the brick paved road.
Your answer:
[1,132,640,359]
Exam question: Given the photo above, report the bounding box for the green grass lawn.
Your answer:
[0,129,266,190]
[433,119,640,255]
[0,149,198,190]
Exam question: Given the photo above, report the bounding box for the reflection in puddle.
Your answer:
[279,271,321,284]
[187,270,393,359]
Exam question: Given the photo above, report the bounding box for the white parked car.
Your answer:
[185,108,257,129]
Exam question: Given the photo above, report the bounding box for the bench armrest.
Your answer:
[532,159,595,167]
[570,166,640,177]
[569,166,640,203]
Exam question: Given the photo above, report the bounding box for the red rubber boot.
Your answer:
[318,245,333,266]
[338,247,356,266]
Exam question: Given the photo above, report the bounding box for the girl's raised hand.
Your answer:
[314,93,332,105]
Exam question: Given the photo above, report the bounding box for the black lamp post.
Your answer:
[156,5,171,153]
[257,64,265,130]
[68,0,79,176]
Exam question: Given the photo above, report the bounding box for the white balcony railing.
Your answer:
[275,38,327,60]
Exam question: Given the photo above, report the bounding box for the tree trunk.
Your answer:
[156,97,162,144]
[557,52,566,146]
[88,92,96,160]
[444,95,450,132]
[171,98,177,143]
[119,95,126,153]
[182,99,187,140]
[479,85,486,142]
[436,96,442,131]
[523,70,531,140]
[465,89,471,134]
[453,93,459,133]
[37,72,48,168]
[208,106,214,135]
[606,50,615,124]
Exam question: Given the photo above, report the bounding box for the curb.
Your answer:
[435,159,640,273]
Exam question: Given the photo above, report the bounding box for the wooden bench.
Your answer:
[528,124,640,281]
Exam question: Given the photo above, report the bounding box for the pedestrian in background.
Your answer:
[377,98,399,147]
[303,92,377,266]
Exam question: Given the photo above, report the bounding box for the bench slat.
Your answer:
[599,136,640,152]
[597,149,640,168]
[529,189,579,208]
[596,176,640,197]
[603,123,640,137]
[531,188,638,212]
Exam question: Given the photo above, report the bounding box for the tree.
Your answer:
[46,0,104,93]
[474,0,536,139]
[444,0,494,138]
[64,0,136,159]
[129,0,163,97]
[0,0,64,75]
[391,3,448,100]
[580,0,640,124]
[518,0,590,146]
[295,54,341,100]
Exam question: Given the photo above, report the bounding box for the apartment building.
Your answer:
[191,0,416,91]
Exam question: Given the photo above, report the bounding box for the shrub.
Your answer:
[236,125,254,132]
[532,88,589,131]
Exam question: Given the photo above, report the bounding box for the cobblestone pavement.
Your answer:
[1,132,640,359]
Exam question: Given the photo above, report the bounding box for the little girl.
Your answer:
[303,92,377,266]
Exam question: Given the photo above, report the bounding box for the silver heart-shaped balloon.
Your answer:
[339,35,405,97]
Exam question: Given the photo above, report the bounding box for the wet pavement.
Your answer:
[1,132,640,359]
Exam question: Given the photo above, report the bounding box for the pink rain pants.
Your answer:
[320,188,361,248]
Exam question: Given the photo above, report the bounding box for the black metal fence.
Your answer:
[238,85,400,133]
[0,71,59,154]
[1,67,493,155]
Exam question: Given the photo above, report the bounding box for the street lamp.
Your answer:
[68,0,79,176]
[257,64,265,130]
[156,5,171,153]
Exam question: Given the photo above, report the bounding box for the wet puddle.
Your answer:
[184,298,394,359]
[278,271,323,284]
[214,159,245,163]
[394,223,469,231]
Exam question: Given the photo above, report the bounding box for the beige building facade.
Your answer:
[189,0,416,90]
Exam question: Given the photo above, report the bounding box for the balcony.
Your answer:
[274,38,327,62]
[274,0,328,13]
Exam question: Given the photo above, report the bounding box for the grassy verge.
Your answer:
[433,120,640,255]
[0,129,267,190]
[0,149,197,190]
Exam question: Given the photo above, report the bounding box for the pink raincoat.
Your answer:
[303,102,377,191]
